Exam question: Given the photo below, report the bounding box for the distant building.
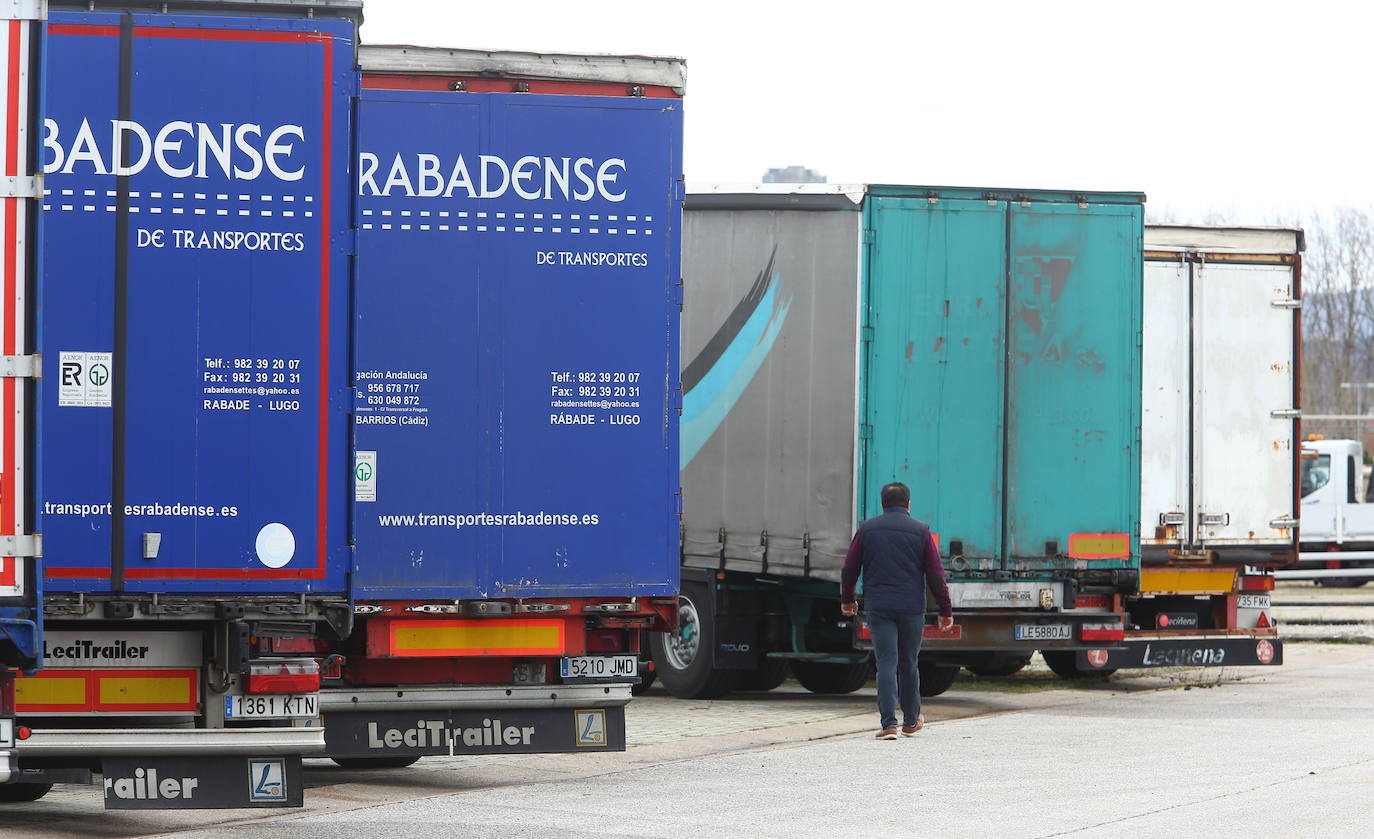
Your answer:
[762,165,826,184]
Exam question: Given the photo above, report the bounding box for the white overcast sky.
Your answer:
[361,0,1369,224]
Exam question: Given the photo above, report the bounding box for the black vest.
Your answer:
[857,509,930,613]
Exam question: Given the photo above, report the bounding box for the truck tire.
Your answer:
[650,582,738,699]
[918,660,959,697]
[790,660,872,694]
[966,653,1032,678]
[1042,650,1117,679]
[737,658,791,692]
[0,783,53,802]
[331,756,421,770]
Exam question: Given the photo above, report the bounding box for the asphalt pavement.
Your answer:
[7,641,1372,839]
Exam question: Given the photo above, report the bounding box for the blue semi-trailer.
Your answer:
[1,0,684,808]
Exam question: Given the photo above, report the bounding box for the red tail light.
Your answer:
[1080,623,1125,642]
[16,726,30,740]
[857,620,872,640]
[245,659,320,694]
[1074,594,1110,609]
[1240,575,1275,592]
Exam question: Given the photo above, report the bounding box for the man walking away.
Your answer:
[840,482,953,740]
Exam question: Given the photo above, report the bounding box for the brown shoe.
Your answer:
[902,714,925,736]
[875,728,899,740]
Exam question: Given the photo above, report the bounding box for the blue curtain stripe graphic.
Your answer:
[681,249,791,466]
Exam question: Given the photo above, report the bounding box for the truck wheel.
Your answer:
[790,660,872,694]
[918,660,959,697]
[1042,650,1117,679]
[650,583,738,699]
[0,783,53,802]
[330,756,421,769]
[966,653,1032,677]
[738,658,791,692]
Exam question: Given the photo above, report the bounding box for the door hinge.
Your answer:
[862,228,875,246]
[0,354,38,378]
[0,175,41,199]
[1269,516,1298,530]
[859,424,873,440]
[1198,513,1230,528]
[1270,408,1301,419]
[1271,298,1302,310]
[0,533,40,557]
[0,0,45,22]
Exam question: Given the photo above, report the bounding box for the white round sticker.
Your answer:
[255,522,296,568]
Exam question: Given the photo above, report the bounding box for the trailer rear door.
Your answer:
[349,88,682,599]
[38,9,355,593]
[1004,201,1142,571]
[1195,261,1298,547]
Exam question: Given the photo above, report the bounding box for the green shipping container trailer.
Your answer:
[653,185,1144,699]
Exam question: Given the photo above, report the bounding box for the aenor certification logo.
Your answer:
[248,759,288,803]
[574,709,608,747]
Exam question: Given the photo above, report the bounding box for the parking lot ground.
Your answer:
[6,642,1371,838]
[1271,580,1374,642]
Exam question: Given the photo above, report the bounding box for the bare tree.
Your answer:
[1300,208,1374,441]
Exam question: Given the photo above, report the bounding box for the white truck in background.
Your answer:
[1288,438,1374,586]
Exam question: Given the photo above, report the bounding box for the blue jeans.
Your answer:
[868,609,923,729]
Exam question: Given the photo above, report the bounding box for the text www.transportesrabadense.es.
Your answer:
[377,512,600,530]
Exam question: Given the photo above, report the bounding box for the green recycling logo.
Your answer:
[88,363,110,387]
[355,462,374,482]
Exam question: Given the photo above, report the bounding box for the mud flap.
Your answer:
[1079,637,1283,670]
[102,755,303,809]
[322,705,626,760]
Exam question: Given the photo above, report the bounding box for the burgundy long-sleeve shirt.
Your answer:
[840,518,953,617]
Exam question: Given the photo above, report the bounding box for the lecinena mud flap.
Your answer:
[1076,636,1283,671]
[102,755,304,810]
[322,705,626,759]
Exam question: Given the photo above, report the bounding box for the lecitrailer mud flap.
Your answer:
[322,705,627,760]
[101,755,304,810]
[1077,636,1283,671]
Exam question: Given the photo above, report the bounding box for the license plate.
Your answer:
[560,655,637,679]
[224,693,319,719]
[1237,594,1271,609]
[1015,623,1072,641]
[0,718,13,748]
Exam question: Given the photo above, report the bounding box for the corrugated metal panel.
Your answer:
[1005,202,1142,570]
[861,196,1006,566]
[679,200,861,580]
